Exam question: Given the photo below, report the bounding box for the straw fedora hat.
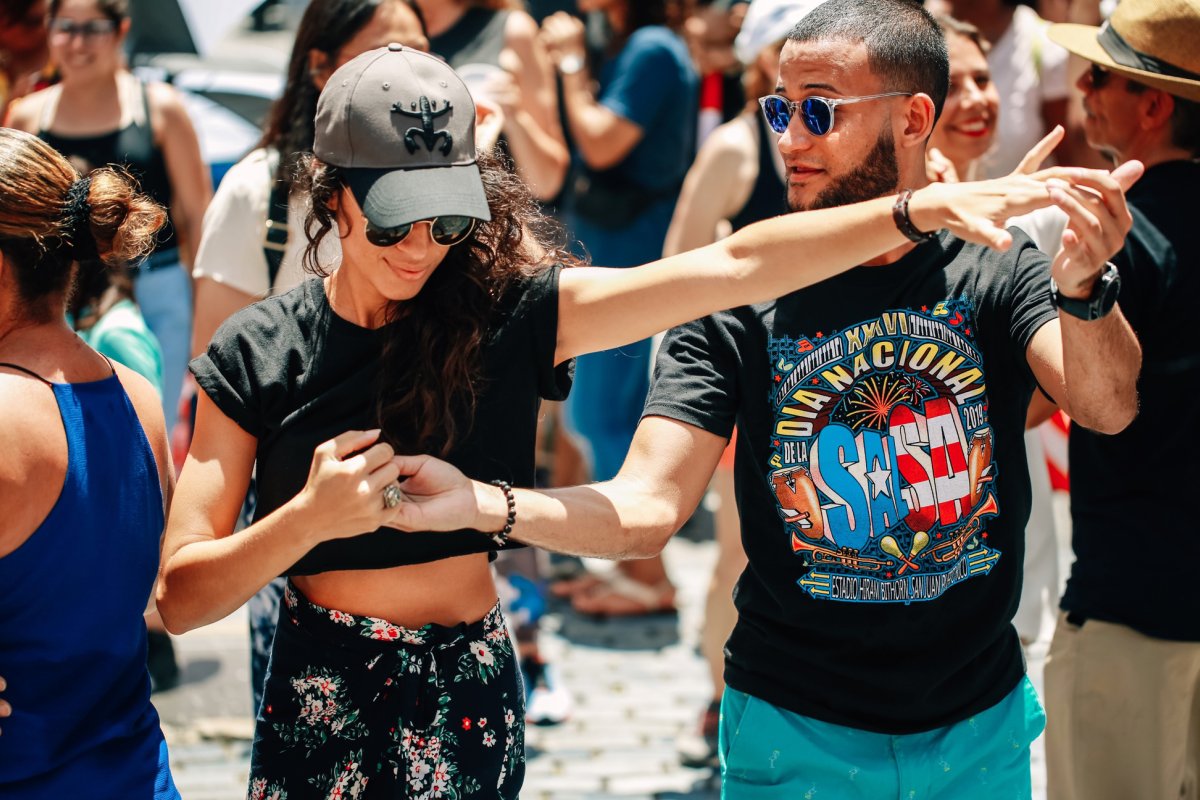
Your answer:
[1049,0,1200,103]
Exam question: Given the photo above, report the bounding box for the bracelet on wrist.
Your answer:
[892,188,938,243]
[488,479,517,547]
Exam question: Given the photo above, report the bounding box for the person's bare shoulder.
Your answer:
[0,369,68,556]
[4,88,48,132]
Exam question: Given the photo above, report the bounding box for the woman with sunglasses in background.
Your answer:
[156,44,1075,798]
[535,0,699,618]
[0,128,175,799]
[7,0,210,439]
[7,0,209,693]
[189,0,429,714]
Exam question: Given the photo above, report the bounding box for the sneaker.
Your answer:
[522,657,572,726]
[678,699,721,770]
[147,630,181,693]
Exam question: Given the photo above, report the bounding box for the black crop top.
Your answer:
[190,266,571,575]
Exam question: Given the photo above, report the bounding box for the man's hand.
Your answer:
[385,455,493,534]
[1046,160,1142,298]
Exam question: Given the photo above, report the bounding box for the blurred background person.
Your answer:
[926,16,1000,182]
[69,257,163,400]
[540,0,697,617]
[189,0,430,714]
[664,0,824,768]
[419,0,569,202]
[933,0,1077,175]
[0,127,175,800]
[0,0,52,114]
[7,0,210,691]
[926,13,1066,651]
[7,0,211,440]
[683,0,748,145]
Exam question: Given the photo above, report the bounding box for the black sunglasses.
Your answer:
[364,215,477,248]
[1089,62,1112,88]
[759,92,913,137]
[48,17,117,38]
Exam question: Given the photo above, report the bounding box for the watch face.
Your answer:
[1099,268,1122,312]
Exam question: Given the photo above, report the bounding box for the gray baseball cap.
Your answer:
[314,43,491,229]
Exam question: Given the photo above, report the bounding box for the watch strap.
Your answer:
[892,189,937,243]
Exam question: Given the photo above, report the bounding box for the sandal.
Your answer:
[570,573,677,617]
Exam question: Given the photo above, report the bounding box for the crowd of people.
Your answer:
[0,0,1197,798]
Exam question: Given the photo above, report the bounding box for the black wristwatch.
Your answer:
[1051,262,1121,321]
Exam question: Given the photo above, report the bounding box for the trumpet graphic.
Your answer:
[880,531,931,575]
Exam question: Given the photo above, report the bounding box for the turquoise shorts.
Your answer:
[719,677,1045,800]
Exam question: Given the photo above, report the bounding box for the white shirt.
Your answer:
[193,148,341,298]
[979,6,1070,178]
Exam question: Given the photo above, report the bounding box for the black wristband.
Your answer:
[488,479,516,547]
[892,189,937,243]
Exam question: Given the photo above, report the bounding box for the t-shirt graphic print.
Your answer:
[769,300,1001,605]
[644,232,1059,732]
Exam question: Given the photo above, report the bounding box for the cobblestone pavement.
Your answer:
[154,526,1049,799]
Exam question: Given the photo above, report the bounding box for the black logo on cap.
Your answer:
[392,96,454,156]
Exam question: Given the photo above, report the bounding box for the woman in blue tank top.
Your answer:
[0,128,177,799]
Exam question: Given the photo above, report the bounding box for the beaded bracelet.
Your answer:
[488,479,517,547]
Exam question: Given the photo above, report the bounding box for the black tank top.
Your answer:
[38,81,176,253]
[728,112,789,233]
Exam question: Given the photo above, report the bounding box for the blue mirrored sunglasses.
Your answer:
[758,92,913,137]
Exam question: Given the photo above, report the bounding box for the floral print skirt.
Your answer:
[248,582,525,800]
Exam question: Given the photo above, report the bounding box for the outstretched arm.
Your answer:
[554,165,1094,364]
[388,416,728,560]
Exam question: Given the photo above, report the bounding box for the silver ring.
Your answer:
[382,483,403,509]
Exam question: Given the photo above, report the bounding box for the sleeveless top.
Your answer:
[38,81,176,253]
[429,7,510,70]
[0,363,178,800]
[728,112,789,233]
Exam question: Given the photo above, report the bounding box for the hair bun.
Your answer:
[84,167,167,266]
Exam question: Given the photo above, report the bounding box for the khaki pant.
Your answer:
[1045,612,1200,800]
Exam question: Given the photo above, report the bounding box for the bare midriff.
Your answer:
[292,552,498,629]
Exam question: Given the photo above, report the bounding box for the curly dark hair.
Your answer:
[295,149,577,455]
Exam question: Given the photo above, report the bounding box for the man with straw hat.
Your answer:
[1043,3,1200,799]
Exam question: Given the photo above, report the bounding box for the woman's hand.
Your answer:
[294,429,406,543]
[0,675,10,736]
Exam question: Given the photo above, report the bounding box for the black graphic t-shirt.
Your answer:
[645,231,1057,734]
[1063,160,1200,641]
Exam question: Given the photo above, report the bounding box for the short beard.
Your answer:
[788,126,900,213]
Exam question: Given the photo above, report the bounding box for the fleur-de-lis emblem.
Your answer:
[392,96,454,155]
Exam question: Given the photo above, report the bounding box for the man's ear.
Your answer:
[899,93,938,147]
[1139,88,1176,135]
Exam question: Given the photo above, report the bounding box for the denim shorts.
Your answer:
[720,677,1045,800]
